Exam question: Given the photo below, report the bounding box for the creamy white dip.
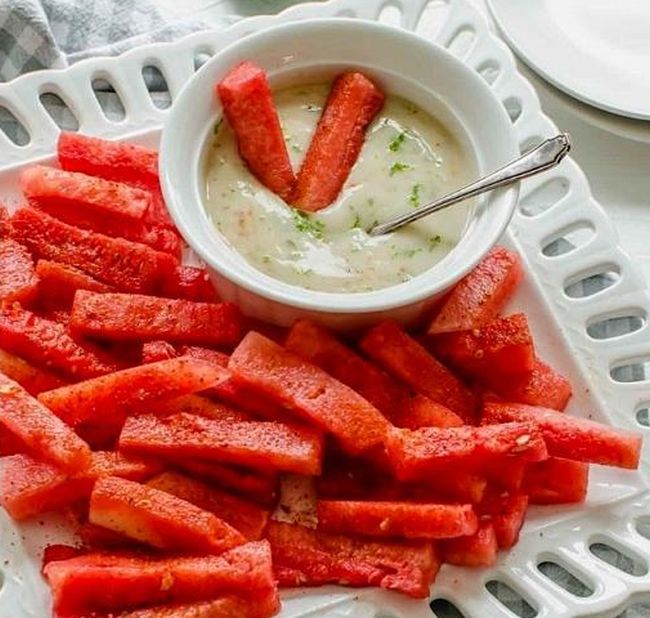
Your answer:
[204,83,474,293]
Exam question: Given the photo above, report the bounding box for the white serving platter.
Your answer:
[1,1,650,617]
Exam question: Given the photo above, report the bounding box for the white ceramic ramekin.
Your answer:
[160,18,519,330]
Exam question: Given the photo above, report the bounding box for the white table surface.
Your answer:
[151,0,650,285]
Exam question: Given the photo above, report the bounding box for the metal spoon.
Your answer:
[368,133,571,236]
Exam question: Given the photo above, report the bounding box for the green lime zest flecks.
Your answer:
[291,209,325,239]
[389,162,412,176]
[392,247,424,259]
[388,131,406,152]
[409,183,423,208]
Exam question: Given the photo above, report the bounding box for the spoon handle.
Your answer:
[368,133,571,236]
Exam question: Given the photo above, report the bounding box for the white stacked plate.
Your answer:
[486,0,650,143]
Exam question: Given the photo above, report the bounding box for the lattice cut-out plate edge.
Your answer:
[1,1,650,617]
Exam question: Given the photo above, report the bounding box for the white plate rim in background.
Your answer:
[486,0,650,121]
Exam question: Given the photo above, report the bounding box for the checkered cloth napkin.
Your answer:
[0,0,214,82]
